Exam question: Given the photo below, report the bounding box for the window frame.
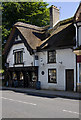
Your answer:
[48,69,57,83]
[48,50,56,63]
[14,50,23,65]
[15,35,21,42]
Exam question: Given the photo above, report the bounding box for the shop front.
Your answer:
[74,50,81,92]
[77,56,81,92]
[6,66,38,88]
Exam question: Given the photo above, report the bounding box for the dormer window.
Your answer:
[48,50,56,63]
[15,35,21,41]
[15,36,18,40]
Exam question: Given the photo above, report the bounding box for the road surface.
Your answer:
[1,90,80,119]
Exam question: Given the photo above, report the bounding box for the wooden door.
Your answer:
[66,69,74,91]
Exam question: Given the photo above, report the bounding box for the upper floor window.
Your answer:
[48,50,56,63]
[14,51,23,64]
[15,35,21,42]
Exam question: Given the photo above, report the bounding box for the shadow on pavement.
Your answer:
[2,88,80,100]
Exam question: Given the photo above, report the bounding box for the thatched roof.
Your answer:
[14,22,50,49]
[3,17,76,57]
[74,2,81,22]
[38,17,76,50]
[3,22,50,57]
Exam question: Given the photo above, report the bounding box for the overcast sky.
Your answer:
[46,2,80,20]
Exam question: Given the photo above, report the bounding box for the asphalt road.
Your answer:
[1,90,80,119]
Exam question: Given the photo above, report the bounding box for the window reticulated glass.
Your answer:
[48,51,56,63]
[48,69,57,83]
[14,51,23,64]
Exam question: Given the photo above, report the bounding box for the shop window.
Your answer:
[14,51,23,64]
[13,72,17,80]
[48,51,56,63]
[48,69,57,83]
[20,72,24,80]
[32,72,37,82]
[80,63,81,82]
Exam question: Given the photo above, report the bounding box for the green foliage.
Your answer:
[0,69,4,73]
[2,2,50,49]
[2,0,43,2]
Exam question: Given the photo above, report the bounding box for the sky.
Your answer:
[46,2,80,20]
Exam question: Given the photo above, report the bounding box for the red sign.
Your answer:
[77,55,81,63]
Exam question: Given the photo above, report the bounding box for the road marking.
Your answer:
[60,98,79,102]
[1,97,37,106]
[63,109,81,115]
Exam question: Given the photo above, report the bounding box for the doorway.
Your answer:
[66,69,74,91]
[24,72,30,87]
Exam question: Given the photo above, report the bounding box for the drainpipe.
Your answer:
[33,50,36,66]
[74,23,79,47]
[33,49,39,83]
[74,23,78,92]
[33,50,38,66]
[76,55,77,92]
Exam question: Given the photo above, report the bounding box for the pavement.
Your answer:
[1,86,81,100]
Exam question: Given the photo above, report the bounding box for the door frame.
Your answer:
[65,69,74,91]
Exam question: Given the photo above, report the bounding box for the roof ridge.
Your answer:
[59,17,74,25]
[47,17,74,34]
[14,22,49,31]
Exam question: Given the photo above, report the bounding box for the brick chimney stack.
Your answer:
[50,5,60,28]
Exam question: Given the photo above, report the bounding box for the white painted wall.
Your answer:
[7,43,34,67]
[7,42,76,91]
[74,22,81,47]
[38,49,76,91]
[75,22,81,46]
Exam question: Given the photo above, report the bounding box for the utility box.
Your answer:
[36,81,41,90]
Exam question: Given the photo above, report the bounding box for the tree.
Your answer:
[2,2,50,49]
